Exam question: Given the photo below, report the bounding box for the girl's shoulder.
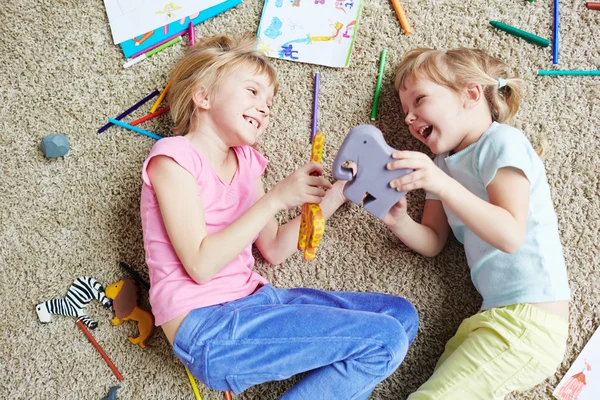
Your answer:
[235,145,269,180]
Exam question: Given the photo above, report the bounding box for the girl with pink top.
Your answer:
[140,34,418,399]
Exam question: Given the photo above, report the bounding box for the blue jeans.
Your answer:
[173,284,419,399]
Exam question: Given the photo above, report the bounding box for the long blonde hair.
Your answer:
[168,34,278,136]
[394,48,546,157]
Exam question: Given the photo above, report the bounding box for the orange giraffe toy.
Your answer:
[298,132,326,261]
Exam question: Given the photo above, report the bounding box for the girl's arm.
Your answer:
[148,156,331,284]
[254,180,347,265]
[440,166,529,253]
[384,199,450,257]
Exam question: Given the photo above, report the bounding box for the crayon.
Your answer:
[188,22,196,46]
[489,21,550,47]
[311,72,320,143]
[130,107,170,126]
[537,70,600,76]
[371,49,387,121]
[390,0,412,35]
[552,0,559,64]
[98,89,160,134]
[150,82,171,113]
[587,2,600,10]
[124,37,182,68]
[109,118,163,140]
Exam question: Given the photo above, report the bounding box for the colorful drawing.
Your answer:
[556,360,591,400]
[554,326,600,400]
[103,0,224,44]
[257,0,364,67]
[265,17,283,39]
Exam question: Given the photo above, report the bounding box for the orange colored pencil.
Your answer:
[76,320,123,381]
[390,0,412,35]
[150,81,171,113]
[131,107,170,126]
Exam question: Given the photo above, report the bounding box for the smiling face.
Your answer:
[201,66,275,146]
[399,77,472,155]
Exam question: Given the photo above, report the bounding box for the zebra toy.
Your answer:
[36,276,113,329]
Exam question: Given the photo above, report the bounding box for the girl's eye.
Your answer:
[248,88,257,95]
[416,95,425,103]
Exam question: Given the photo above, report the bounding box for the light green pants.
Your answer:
[409,303,568,400]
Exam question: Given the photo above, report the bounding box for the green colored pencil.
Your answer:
[538,70,600,76]
[370,48,387,121]
[489,20,550,48]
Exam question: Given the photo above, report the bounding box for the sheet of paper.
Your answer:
[553,326,600,400]
[104,0,225,44]
[256,0,364,68]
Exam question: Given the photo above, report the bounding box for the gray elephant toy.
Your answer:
[332,124,412,220]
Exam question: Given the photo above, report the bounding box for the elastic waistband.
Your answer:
[495,303,569,335]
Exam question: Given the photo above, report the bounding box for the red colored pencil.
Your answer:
[130,107,170,126]
[586,2,600,10]
[76,320,123,381]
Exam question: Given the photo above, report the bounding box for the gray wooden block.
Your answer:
[40,134,70,158]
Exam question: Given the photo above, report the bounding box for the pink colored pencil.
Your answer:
[188,22,195,46]
[130,31,186,59]
[130,107,170,126]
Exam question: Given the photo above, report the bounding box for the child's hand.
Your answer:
[387,151,451,198]
[271,162,332,210]
[382,197,409,227]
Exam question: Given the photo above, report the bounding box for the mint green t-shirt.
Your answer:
[426,122,570,310]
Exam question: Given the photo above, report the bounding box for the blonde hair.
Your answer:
[394,48,546,157]
[168,34,278,136]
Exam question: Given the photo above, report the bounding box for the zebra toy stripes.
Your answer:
[36,276,113,329]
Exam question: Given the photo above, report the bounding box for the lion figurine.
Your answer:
[105,278,155,348]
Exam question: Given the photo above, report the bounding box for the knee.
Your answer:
[379,316,410,375]
[387,297,420,344]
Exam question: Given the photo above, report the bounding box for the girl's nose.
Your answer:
[405,112,416,125]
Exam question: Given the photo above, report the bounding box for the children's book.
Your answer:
[119,0,242,58]
[553,326,600,400]
[104,0,226,44]
[256,0,364,68]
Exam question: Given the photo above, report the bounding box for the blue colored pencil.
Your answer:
[537,70,600,76]
[108,118,163,140]
[553,0,559,64]
[98,89,160,134]
[311,72,320,143]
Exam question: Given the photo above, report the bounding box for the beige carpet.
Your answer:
[1,0,599,399]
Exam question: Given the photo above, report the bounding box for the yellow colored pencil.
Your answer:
[390,0,412,35]
[185,367,203,400]
[150,81,171,113]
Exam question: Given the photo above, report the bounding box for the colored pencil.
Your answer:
[390,0,412,35]
[130,107,170,126]
[124,37,182,68]
[150,82,171,113]
[188,22,196,46]
[98,89,160,134]
[537,70,600,76]
[109,118,163,140]
[119,261,150,291]
[553,0,559,64]
[185,367,203,400]
[371,49,387,121]
[311,72,320,143]
[489,21,550,47]
[587,2,600,10]
[76,320,123,381]
[130,31,184,59]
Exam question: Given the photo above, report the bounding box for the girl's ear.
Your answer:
[464,83,484,108]
[192,89,210,110]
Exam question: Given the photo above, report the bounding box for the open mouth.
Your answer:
[244,115,260,129]
[418,125,433,140]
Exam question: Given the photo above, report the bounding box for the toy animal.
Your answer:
[102,385,121,400]
[105,278,155,348]
[332,124,412,220]
[35,276,112,329]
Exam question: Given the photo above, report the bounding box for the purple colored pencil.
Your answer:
[552,0,559,64]
[130,30,186,59]
[97,88,160,134]
[311,72,320,143]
